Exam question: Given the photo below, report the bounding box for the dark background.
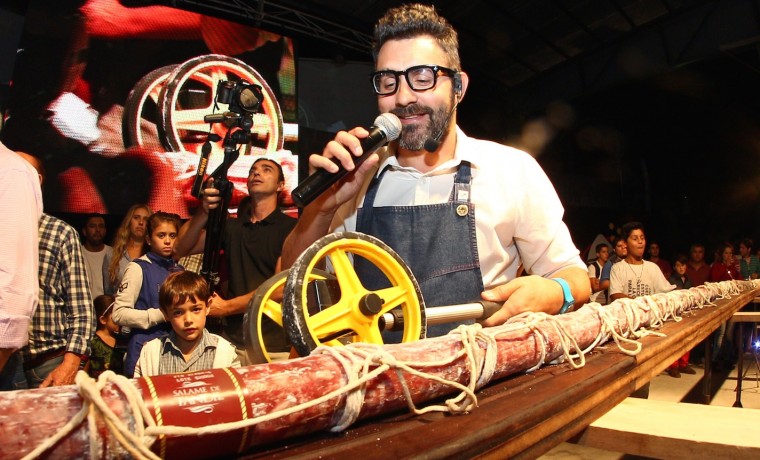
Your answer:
[3,0,760,263]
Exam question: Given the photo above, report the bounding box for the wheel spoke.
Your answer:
[260,299,283,327]
[353,321,385,344]
[329,248,366,295]
[309,305,358,339]
[147,84,164,104]
[172,108,213,132]
[251,113,274,139]
[306,301,353,336]
[373,285,415,315]
[207,67,229,96]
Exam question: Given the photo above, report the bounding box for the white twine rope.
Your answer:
[20,280,758,459]
[20,324,499,458]
[498,311,587,370]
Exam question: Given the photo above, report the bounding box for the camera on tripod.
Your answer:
[216,80,264,115]
[194,79,265,198]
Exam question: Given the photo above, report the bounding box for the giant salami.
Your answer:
[0,281,756,459]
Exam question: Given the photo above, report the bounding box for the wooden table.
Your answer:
[242,287,760,459]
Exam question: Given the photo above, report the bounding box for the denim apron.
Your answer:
[356,161,484,338]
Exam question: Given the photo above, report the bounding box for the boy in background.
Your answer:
[134,271,240,377]
[588,243,610,304]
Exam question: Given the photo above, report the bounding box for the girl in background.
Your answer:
[112,211,183,377]
[88,294,126,378]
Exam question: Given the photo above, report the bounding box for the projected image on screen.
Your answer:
[2,0,298,218]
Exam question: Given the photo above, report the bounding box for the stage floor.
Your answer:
[543,351,760,459]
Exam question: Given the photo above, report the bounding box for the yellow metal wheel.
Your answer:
[244,269,332,363]
[282,232,426,357]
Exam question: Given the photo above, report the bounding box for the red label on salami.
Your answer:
[138,368,250,458]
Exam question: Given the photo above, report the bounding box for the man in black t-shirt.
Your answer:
[175,158,296,364]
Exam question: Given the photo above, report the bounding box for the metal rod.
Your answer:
[381,301,501,331]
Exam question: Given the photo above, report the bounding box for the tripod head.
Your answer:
[191,80,264,198]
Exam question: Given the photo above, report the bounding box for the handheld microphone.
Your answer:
[291,113,402,208]
[423,98,459,153]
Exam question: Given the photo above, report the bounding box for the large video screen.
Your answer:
[2,1,298,218]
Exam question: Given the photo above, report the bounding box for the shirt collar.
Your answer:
[146,251,180,270]
[163,329,217,355]
[243,207,282,226]
[376,125,478,177]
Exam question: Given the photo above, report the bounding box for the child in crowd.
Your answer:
[112,211,184,377]
[588,243,610,304]
[88,295,126,378]
[669,254,693,290]
[666,254,695,378]
[134,271,240,377]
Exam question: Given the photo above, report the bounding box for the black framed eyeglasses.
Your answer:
[370,64,457,96]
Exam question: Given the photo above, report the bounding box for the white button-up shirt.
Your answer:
[332,126,585,289]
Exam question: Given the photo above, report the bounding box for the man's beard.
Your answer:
[392,101,452,151]
[88,236,104,245]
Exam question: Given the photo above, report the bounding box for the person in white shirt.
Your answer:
[588,243,610,304]
[610,222,675,301]
[81,213,113,299]
[0,143,43,375]
[278,4,589,335]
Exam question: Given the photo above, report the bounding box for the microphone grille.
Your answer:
[374,113,402,141]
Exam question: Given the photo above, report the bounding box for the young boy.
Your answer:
[609,222,674,301]
[666,254,696,377]
[134,271,240,377]
[88,295,126,378]
[588,243,610,304]
[669,254,693,290]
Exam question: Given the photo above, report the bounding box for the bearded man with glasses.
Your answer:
[282,4,589,334]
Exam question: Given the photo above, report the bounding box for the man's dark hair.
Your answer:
[674,253,689,266]
[741,238,754,251]
[690,243,705,252]
[620,221,645,241]
[81,213,107,242]
[372,3,461,69]
[595,242,610,253]
[251,157,285,182]
[84,213,106,225]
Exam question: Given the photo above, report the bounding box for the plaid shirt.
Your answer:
[26,214,94,358]
[158,330,219,375]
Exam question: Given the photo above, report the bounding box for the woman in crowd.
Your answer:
[102,203,151,295]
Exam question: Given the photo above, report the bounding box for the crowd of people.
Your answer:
[0,3,757,392]
[585,228,759,377]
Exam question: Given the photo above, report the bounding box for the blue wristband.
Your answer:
[551,278,575,314]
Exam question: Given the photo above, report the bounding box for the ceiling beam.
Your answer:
[167,0,373,54]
